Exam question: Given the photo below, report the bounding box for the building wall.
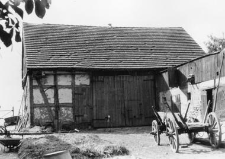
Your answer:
[92,74,155,127]
[17,75,31,130]
[156,51,225,121]
[28,71,92,129]
[26,70,156,129]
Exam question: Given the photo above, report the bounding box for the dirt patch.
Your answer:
[18,134,129,159]
[1,126,225,159]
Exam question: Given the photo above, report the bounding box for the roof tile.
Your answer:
[23,23,205,69]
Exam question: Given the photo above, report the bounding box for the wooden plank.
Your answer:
[35,77,54,122]
[93,76,97,124]
[29,74,34,126]
[72,72,76,123]
[115,76,119,126]
[54,71,60,131]
[120,75,125,126]
[121,75,126,126]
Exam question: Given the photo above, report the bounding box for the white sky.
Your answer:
[1,0,225,119]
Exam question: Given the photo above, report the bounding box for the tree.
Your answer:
[205,35,225,54]
[0,0,51,47]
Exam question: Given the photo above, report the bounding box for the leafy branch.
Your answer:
[0,0,51,47]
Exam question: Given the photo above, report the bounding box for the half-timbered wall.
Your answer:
[30,71,92,129]
[28,70,156,128]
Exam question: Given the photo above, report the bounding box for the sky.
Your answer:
[1,0,225,120]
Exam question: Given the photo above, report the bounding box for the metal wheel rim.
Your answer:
[206,112,221,148]
[167,118,179,153]
[152,120,160,145]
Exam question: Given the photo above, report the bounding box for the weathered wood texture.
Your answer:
[92,74,155,128]
[29,70,156,128]
[157,53,221,92]
[156,52,225,120]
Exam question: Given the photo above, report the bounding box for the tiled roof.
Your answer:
[23,23,205,69]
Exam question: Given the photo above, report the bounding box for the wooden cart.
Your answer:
[150,100,222,153]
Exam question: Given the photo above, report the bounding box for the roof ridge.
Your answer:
[23,22,184,30]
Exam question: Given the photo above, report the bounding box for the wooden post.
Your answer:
[213,50,225,112]
[30,74,34,126]
[35,77,54,122]
[54,71,60,131]
[72,72,76,124]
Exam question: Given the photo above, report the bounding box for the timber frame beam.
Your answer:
[35,77,54,122]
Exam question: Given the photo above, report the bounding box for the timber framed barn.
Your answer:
[20,22,205,130]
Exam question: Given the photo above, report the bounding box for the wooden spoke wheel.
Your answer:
[206,112,221,148]
[152,120,160,145]
[166,118,179,153]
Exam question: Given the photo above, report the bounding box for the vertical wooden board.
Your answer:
[201,91,207,121]
[74,86,79,123]
[115,76,119,126]
[120,76,125,126]
[138,76,144,125]
[93,76,97,121]
[72,73,92,126]
[104,76,109,120]
[93,76,105,127]
[142,77,155,125]
[196,59,201,83]
[94,76,99,120]
[29,75,34,126]
[124,76,128,126]
[215,86,225,118]
[116,75,123,126]
[75,87,80,123]
[118,76,122,127]
[132,76,137,126]
[213,54,217,78]
[85,86,93,122]
[126,75,133,126]
[92,76,95,120]
[72,74,76,123]
[108,76,114,126]
[121,75,125,126]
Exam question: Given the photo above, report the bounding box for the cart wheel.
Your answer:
[166,118,179,153]
[152,120,160,145]
[206,112,221,148]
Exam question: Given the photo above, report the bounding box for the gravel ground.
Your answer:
[0,126,225,159]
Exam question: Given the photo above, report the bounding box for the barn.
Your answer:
[19,22,205,130]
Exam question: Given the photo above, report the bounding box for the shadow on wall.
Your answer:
[155,68,188,114]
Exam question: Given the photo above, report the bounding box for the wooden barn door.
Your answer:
[123,75,155,126]
[73,74,93,128]
[93,74,155,128]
